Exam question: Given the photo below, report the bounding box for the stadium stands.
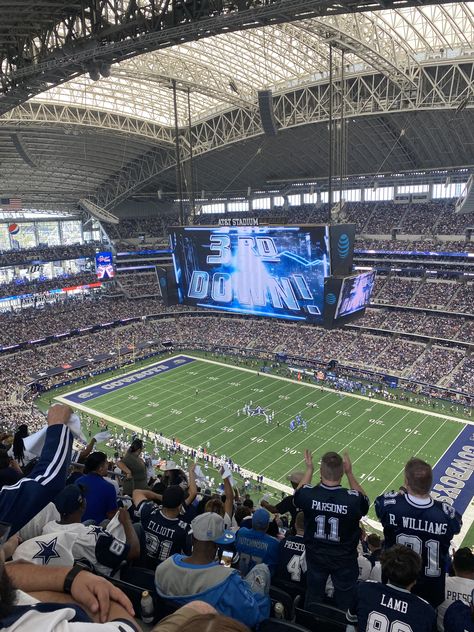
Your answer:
[0,271,98,298]
[0,241,102,266]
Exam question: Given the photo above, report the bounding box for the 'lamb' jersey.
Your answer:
[374,492,462,607]
[347,581,437,632]
[136,500,192,569]
[294,483,369,568]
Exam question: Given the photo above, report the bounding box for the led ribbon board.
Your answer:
[170,225,331,322]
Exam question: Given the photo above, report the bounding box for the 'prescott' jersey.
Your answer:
[374,492,462,607]
[294,483,369,568]
[347,581,437,632]
[274,534,306,587]
[136,500,192,569]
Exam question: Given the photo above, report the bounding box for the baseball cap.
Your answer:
[161,460,178,471]
[54,485,85,516]
[162,485,185,509]
[191,512,235,545]
[288,471,304,485]
[252,508,270,530]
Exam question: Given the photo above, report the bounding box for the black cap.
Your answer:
[54,485,85,516]
[162,485,185,509]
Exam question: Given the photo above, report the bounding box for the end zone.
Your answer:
[58,355,194,405]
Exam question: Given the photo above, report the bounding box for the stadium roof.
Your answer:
[1,2,474,212]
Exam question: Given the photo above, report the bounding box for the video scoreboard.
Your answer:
[167,224,374,327]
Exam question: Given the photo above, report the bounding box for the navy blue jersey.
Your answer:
[0,425,72,535]
[347,581,437,632]
[294,483,369,568]
[275,494,300,528]
[375,492,462,607]
[274,534,306,587]
[137,500,191,569]
[443,600,474,632]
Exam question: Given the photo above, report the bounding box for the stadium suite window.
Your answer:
[228,201,249,212]
[397,184,429,194]
[37,221,61,246]
[252,198,271,210]
[432,182,466,199]
[288,194,301,205]
[202,203,225,214]
[364,186,394,201]
[13,223,36,249]
[0,225,10,251]
[61,221,82,245]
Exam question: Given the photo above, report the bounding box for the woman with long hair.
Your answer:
[118,438,149,496]
[12,424,28,466]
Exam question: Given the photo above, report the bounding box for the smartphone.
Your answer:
[220,550,233,567]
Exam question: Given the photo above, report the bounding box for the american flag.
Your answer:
[0,198,22,210]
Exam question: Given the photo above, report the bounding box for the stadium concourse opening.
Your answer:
[0,0,474,629]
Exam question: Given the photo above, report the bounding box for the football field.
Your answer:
[55,354,472,526]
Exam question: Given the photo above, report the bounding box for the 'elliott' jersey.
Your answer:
[294,483,369,567]
[374,492,462,607]
[347,581,437,632]
[136,501,192,569]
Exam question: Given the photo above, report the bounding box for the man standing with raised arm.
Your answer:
[375,457,462,609]
[294,450,369,611]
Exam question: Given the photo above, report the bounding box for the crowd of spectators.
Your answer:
[372,276,474,313]
[449,283,474,313]
[409,281,458,310]
[0,241,102,266]
[447,357,474,393]
[104,199,473,242]
[0,405,468,631]
[117,272,163,298]
[373,276,421,305]
[357,308,474,345]
[0,296,168,347]
[407,345,466,385]
[376,339,425,373]
[342,333,390,368]
[355,237,474,252]
[105,218,171,242]
[1,307,473,422]
[0,271,98,299]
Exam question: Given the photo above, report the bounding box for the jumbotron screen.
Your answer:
[170,225,332,322]
[335,270,376,319]
[95,251,115,280]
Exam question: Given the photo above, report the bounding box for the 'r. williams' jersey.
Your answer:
[347,581,437,632]
[374,492,462,607]
[294,483,369,567]
[136,500,192,569]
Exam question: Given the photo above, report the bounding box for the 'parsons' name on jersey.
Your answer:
[311,501,348,514]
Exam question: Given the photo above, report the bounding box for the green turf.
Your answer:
[57,354,465,521]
